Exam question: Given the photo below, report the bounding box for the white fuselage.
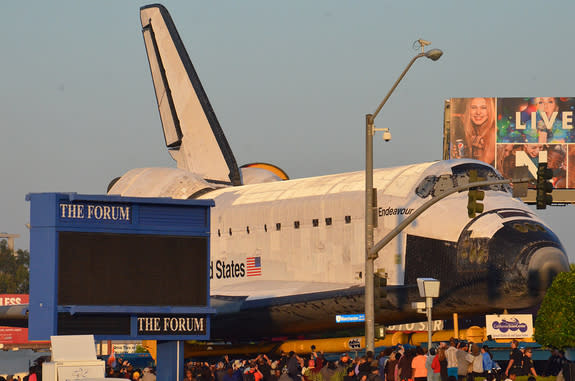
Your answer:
[199,160,533,298]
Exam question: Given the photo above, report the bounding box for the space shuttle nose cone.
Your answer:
[527,246,570,293]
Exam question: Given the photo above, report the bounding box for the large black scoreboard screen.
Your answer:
[29,193,214,340]
[58,232,208,306]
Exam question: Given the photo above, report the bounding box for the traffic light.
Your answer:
[536,163,553,209]
[467,170,485,218]
[374,274,387,311]
[375,324,386,339]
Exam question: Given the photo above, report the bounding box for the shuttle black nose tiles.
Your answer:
[475,212,567,301]
[404,208,568,311]
[526,246,570,294]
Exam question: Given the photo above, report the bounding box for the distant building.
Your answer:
[0,233,19,253]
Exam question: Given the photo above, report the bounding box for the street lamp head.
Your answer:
[425,49,443,61]
[417,277,441,298]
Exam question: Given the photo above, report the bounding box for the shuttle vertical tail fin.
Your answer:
[140,4,241,185]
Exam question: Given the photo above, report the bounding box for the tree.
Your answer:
[534,265,575,349]
[135,344,149,353]
[0,239,29,293]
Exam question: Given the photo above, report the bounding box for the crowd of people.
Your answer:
[174,339,570,381]
[11,339,569,381]
[106,356,157,381]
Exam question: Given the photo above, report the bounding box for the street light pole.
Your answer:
[426,296,433,351]
[364,44,442,354]
[417,278,440,352]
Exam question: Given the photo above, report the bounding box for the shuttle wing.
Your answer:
[140,4,241,185]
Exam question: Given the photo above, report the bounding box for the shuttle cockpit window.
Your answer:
[415,163,511,198]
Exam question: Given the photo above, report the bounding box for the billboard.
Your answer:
[445,97,575,193]
[0,294,29,344]
[486,314,534,339]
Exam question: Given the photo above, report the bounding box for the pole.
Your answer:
[364,52,424,356]
[426,296,433,351]
[365,114,375,354]
[364,46,442,353]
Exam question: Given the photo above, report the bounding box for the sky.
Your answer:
[1,1,574,263]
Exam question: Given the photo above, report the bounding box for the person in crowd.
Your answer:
[379,348,393,379]
[384,352,399,381]
[367,360,385,381]
[277,352,289,373]
[258,355,273,381]
[520,348,537,378]
[214,362,228,381]
[481,345,494,380]
[505,340,523,378]
[358,352,375,381]
[185,368,196,381]
[411,346,428,381]
[445,339,459,381]
[397,349,414,381]
[269,362,281,381]
[455,342,473,381]
[436,347,448,381]
[320,360,339,381]
[200,363,215,381]
[467,344,483,381]
[343,362,358,381]
[425,348,438,381]
[543,348,566,376]
[287,351,302,381]
[355,356,368,380]
[222,367,236,381]
[310,346,318,361]
[338,352,352,372]
[232,360,246,381]
[141,367,156,381]
[304,352,325,381]
[244,360,264,381]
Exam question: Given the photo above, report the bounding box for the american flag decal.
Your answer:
[246,256,262,277]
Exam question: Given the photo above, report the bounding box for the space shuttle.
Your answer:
[106,4,570,340]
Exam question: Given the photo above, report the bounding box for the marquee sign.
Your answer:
[58,201,131,223]
[136,315,207,335]
[27,193,215,341]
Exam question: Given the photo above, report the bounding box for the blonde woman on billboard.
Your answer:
[462,97,496,166]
